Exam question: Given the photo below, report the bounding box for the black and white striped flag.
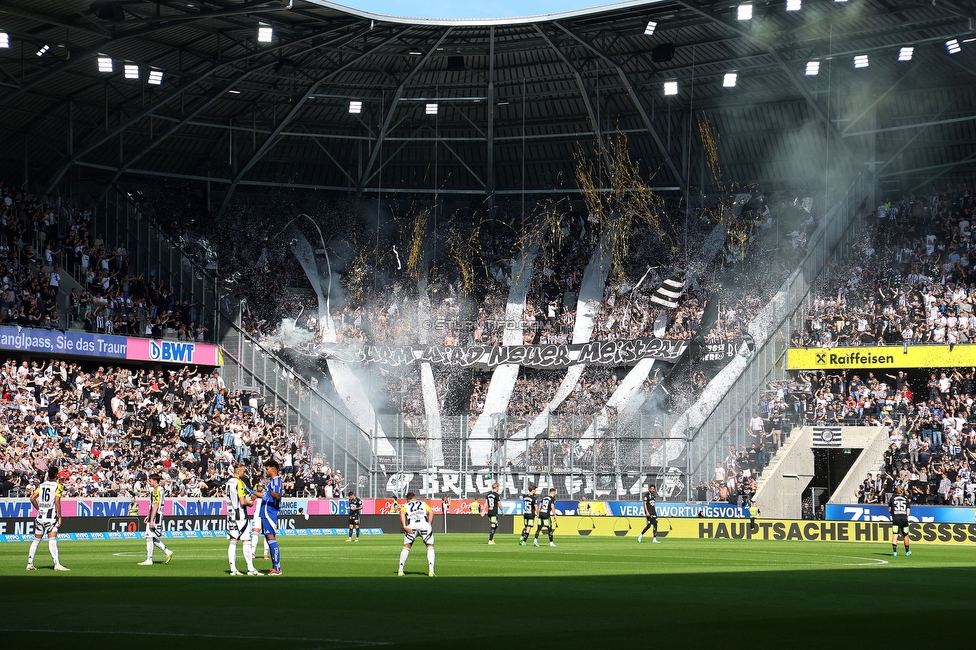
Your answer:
[650,274,685,309]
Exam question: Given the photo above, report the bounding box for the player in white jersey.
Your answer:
[138,473,173,565]
[398,492,435,577]
[226,464,259,576]
[249,475,270,560]
[27,466,69,571]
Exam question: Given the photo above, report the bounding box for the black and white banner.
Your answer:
[650,274,685,309]
[812,426,843,447]
[316,338,689,369]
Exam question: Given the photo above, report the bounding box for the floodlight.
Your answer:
[723,72,737,87]
[148,69,163,85]
[644,21,657,35]
[124,64,139,79]
[257,23,273,43]
[349,100,362,114]
[854,54,869,68]
[97,56,113,73]
[36,45,50,57]
[805,61,820,76]
[0,32,9,49]
[737,4,752,20]
[663,81,678,96]
[947,39,961,54]
[786,0,801,11]
[898,47,914,61]
[425,103,438,115]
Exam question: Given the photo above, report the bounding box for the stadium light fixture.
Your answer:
[644,21,657,35]
[947,39,961,54]
[853,54,869,68]
[425,103,438,115]
[805,60,820,76]
[36,44,50,57]
[148,69,163,85]
[723,72,738,87]
[97,56,113,73]
[124,63,139,79]
[257,23,273,43]
[663,81,678,96]
[349,100,362,114]
[228,89,241,94]
[834,0,847,3]
[898,47,913,61]
[0,32,9,49]
[786,0,800,11]
[737,4,752,20]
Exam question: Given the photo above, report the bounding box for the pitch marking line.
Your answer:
[0,628,390,647]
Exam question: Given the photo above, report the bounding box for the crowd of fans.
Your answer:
[794,188,976,347]
[0,359,343,500]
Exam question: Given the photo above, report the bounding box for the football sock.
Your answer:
[264,538,270,556]
[548,527,553,543]
[243,541,256,572]
[28,538,40,564]
[268,539,280,570]
[892,543,897,553]
[228,541,237,570]
[489,524,496,541]
[146,538,154,559]
[427,547,435,573]
[249,534,259,557]
[356,528,360,539]
[399,547,410,571]
[534,529,540,540]
[48,539,59,565]
[154,538,169,553]
[641,523,653,535]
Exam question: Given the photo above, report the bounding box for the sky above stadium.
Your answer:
[332,0,613,19]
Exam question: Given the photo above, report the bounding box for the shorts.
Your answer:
[891,516,911,536]
[261,511,279,536]
[646,515,658,525]
[404,525,434,546]
[488,515,498,525]
[146,515,163,538]
[349,515,361,526]
[34,519,58,537]
[537,516,552,528]
[523,516,535,529]
[227,518,251,541]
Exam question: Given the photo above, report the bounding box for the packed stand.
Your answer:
[0,359,345,500]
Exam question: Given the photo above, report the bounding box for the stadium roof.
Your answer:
[2,0,976,205]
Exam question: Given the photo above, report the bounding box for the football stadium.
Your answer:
[2,0,976,646]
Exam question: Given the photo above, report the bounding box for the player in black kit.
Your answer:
[346,491,363,542]
[888,485,911,556]
[534,488,558,547]
[519,485,538,546]
[482,483,502,545]
[638,486,660,543]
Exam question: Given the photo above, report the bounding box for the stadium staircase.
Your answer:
[753,426,815,519]
[827,426,892,505]
[754,425,893,518]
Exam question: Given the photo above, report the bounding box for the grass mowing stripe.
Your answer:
[0,628,391,646]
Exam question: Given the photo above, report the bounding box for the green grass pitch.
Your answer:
[2,534,975,648]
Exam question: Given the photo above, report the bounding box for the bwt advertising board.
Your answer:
[0,326,220,365]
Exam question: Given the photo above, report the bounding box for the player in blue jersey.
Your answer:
[254,460,283,575]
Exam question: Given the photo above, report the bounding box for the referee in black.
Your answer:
[638,485,660,544]
[888,485,912,556]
